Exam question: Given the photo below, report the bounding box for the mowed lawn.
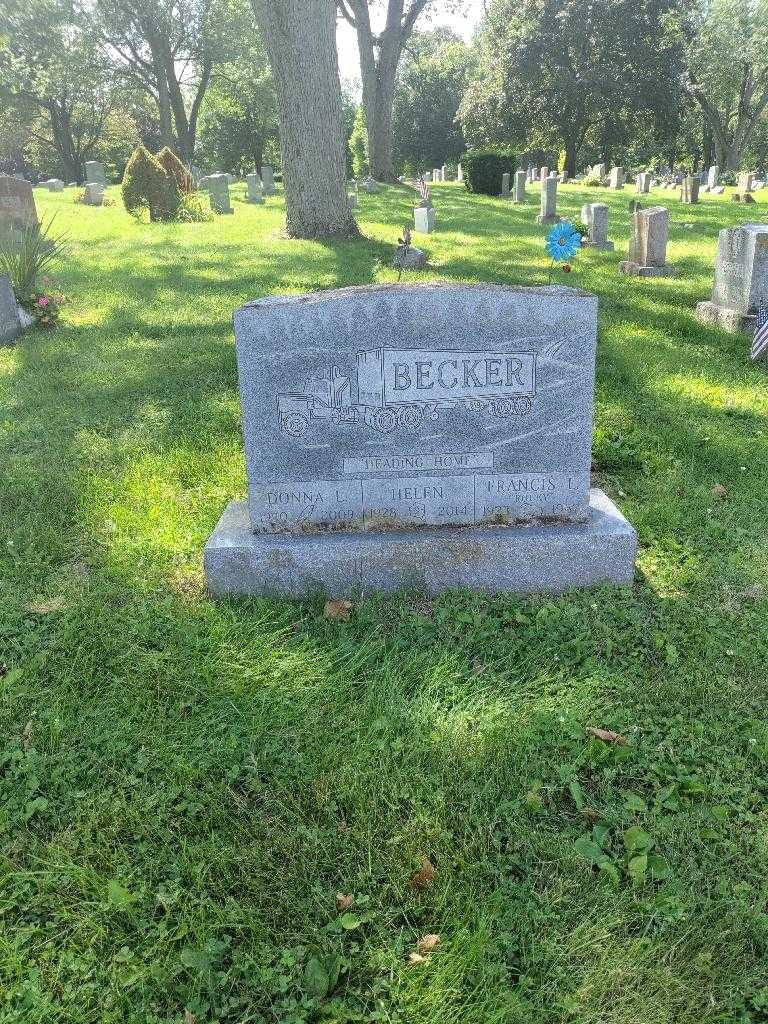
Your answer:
[1,179,767,1024]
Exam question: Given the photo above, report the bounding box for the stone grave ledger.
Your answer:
[696,223,768,332]
[204,284,637,597]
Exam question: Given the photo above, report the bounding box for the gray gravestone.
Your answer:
[501,172,510,196]
[204,283,636,596]
[42,179,64,192]
[207,173,233,214]
[537,176,558,224]
[738,172,754,194]
[580,203,614,250]
[457,163,463,182]
[261,165,276,195]
[0,176,38,245]
[413,205,436,233]
[696,223,768,333]
[707,165,719,189]
[619,206,674,276]
[540,166,549,183]
[609,166,624,189]
[83,182,105,206]
[593,163,607,180]
[0,275,22,346]
[513,170,526,203]
[84,161,107,185]
[246,173,264,204]
[635,172,651,194]
[681,175,700,204]
[348,192,358,209]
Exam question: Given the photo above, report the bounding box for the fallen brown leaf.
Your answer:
[407,952,427,965]
[21,720,33,752]
[184,1011,197,1024]
[580,807,600,821]
[417,933,441,954]
[335,893,354,912]
[410,856,436,889]
[324,599,352,622]
[586,726,627,746]
[712,483,728,499]
[24,596,66,615]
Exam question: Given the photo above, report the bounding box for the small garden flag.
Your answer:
[752,301,768,362]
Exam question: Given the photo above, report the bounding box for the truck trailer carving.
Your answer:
[277,347,536,437]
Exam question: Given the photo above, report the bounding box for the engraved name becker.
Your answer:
[276,347,536,437]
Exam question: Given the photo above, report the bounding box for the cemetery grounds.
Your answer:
[1,179,767,1024]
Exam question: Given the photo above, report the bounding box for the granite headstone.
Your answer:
[696,223,768,332]
[0,176,38,244]
[537,176,558,224]
[580,203,614,250]
[204,283,637,596]
[619,206,674,276]
[0,275,22,346]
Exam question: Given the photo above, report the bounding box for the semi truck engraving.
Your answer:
[277,347,535,437]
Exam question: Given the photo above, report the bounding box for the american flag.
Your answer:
[752,300,768,362]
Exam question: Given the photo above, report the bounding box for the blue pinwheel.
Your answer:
[545,221,582,261]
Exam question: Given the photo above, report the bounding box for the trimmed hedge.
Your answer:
[121,145,180,222]
[461,149,517,196]
[156,147,195,195]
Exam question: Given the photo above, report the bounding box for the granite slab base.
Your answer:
[204,489,637,598]
[619,261,675,277]
[536,215,560,225]
[695,300,757,334]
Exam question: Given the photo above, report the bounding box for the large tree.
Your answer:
[459,0,684,179]
[391,27,470,175]
[684,0,768,171]
[0,0,117,182]
[92,0,243,162]
[337,0,458,181]
[250,0,358,238]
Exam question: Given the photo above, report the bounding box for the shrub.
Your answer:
[461,149,517,196]
[0,215,68,302]
[156,147,195,195]
[121,145,180,222]
[582,172,603,187]
[176,192,215,223]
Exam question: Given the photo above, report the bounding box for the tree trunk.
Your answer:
[564,141,577,180]
[343,1,430,183]
[250,0,358,239]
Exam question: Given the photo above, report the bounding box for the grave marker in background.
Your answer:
[537,176,558,224]
[619,206,674,276]
[580,203,614,250]
[696,223,768,333]
[0,176,38,244]
[261,165,276,195]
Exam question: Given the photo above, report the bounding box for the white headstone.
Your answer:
[414,205,436,233]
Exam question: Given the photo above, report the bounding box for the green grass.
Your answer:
[1,178,767,1024]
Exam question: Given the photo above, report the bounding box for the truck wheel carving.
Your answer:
[397,406,423,429]
[372,408,397,433]
[281,412,309,437]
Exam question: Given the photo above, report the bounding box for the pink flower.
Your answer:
[37,296,50,307]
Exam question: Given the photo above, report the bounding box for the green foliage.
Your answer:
[348,105,368,178]
[0,214,67,300]
[156,146,195,195]
[392,28,471,175]
[461,148,516,195]
[176,191,214,222]
[121,144,180,222]
[459,0,684,177]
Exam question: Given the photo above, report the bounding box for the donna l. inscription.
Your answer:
[251,471,587,533]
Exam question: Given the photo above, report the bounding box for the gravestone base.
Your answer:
[536,214,560,225]
[204,489,637,598]
[695,300,757,334]
[582,240,615,252]
[618,261,675,277]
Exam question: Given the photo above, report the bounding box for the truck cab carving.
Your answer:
[277,348,535,437]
